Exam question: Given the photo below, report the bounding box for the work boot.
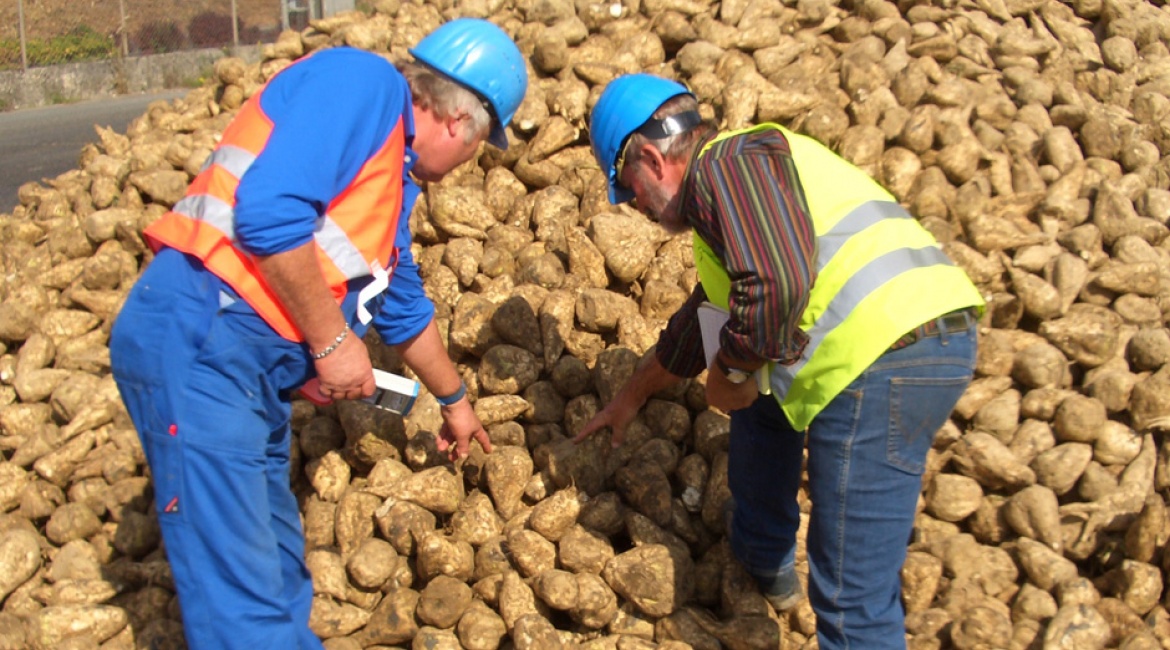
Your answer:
[757,569,804,612]
[722,497,804,613]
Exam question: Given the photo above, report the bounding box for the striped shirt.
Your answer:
[656,128,817,378]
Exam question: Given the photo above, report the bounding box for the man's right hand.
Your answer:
[573,394,642,448]
[254,243,375,402]
[313,333,375,402]
[574,352,683,448]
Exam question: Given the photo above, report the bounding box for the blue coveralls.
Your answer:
[109,48,433,650]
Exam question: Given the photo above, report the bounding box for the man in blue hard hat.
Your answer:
[577,73,982,649]
[108,19,527,649]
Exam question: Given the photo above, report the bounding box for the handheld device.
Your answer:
[298,370,419,415]
[364,369,419,415]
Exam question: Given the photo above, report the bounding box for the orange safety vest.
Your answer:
[145,86,407,342]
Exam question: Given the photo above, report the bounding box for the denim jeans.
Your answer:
[727,318,977,650]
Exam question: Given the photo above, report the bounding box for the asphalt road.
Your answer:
[0,89,189,214]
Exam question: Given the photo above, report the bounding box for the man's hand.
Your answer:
[255,244,376,402]
[704,361,760,413]
[313,332,376,402]
[435,398,492,461]
[574,352,683,447]
[573,394,641,448]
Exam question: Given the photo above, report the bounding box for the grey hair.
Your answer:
[624,94,714,165]
[398,62,493,144]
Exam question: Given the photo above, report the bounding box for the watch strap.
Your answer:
[715,356,752,383]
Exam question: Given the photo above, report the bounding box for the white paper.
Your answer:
[696,301,771,395]
[697,302,728,368]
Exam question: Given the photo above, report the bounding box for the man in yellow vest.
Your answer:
[108,20,526,650]
[578,73,983,648]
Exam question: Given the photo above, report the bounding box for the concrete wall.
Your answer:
[0,46,262,112]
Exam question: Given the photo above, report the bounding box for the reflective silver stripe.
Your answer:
[175,200,371,281]
[178,144,259,242]
[172,194,237,241]
[816,201,911,269]
[771,245,955,394]
[314,215,370,278]
[180,143,374,282]
[202,145,257,179]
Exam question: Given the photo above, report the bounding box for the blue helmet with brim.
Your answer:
[410,18,528,150]
[589,74,695,203]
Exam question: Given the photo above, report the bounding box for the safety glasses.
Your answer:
[614,137,634,185]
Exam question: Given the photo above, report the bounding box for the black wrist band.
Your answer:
[716,356,743,376]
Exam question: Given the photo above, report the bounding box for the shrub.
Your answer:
[188,12,236,48]
[0,40,18,70]
[0,26,116,70]
[132,20,184,55]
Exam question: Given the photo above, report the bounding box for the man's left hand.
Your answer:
[436,398,493,461]
[705,362,760,412]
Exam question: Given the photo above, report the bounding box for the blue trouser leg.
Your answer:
[267,426,321,650]
[728,322,976,650]
[728,396,806,584]
[110,251,320,650]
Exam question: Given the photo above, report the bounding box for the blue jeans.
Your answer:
[727,318,976,650]
[109,250,322,650]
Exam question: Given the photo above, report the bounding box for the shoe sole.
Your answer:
[723,497,804,612]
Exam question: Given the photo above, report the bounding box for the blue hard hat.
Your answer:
[410,18,528,150]
[590,74,694,204]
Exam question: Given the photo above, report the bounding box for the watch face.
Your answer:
[726,369,752,384]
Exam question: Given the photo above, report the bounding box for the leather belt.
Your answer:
[889,309,976,351]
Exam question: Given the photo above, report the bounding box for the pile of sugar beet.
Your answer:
[2,0,1170,645]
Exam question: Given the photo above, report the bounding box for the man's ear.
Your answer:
[445,111,469,138]
[640,143,667,180]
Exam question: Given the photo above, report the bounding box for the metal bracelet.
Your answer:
[312,323,350,360]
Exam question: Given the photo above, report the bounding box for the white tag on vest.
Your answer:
[357,260,389,325]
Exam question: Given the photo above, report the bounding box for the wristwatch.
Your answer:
[716,356,753,385]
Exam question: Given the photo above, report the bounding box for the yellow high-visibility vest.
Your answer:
[694,124,984,430]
